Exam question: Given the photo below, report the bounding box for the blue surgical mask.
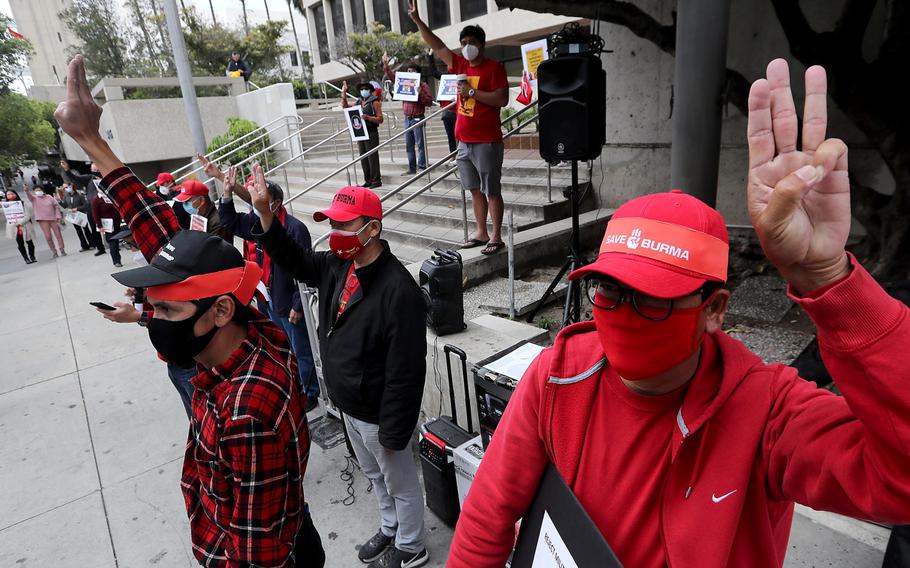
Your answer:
[360,89,372,99]
[183,201,198,215]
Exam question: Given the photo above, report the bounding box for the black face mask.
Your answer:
[147,298,218,366]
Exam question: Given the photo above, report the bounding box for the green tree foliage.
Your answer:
[0,15,34,93]
[0,93,56,171]
[184,10,292,81]
[206,118,271,170]
[336,22,426,83]
[59,0,133,81]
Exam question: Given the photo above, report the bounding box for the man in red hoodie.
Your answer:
[448,59,910,567]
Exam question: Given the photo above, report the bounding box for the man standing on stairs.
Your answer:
[342,79,384,189]
[382,53,434,176]
[250,174,430,568]
[409,0,509,256]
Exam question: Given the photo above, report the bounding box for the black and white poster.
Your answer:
[344,106,370,142]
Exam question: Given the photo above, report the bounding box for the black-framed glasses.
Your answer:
[584,278,712,322]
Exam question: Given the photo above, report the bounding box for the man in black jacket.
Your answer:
[248,164,430,568]
[226,50,252,82]
[60,160,106,255]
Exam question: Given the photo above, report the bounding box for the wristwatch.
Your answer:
[137,311,149,327]
[468,88,476,98]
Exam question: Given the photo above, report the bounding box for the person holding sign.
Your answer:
[383,54,434,175]
[172,179,233,243]
[91,187,123,267]
[449,59,910,567]
[409,1,509,255]
[342,79,384,188]
[26,183,67,257]
[3,189,37,264]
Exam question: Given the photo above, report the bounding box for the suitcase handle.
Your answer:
[443,344,472,433]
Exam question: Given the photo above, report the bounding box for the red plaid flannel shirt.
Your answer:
[101,167,312,566]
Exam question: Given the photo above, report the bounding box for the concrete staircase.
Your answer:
[264,105,595,271]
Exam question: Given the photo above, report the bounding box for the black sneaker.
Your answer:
[368,547,429,568]
[358,530,394,563]
[94,250,106,256]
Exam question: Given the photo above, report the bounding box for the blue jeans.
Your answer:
[260,300,319,399]
[167,362,196,418]
[404,116,426,171]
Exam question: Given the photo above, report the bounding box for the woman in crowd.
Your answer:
[26,184,67,257]
[4,189,37,264]
[91,187,123,267]
[58,183,95,251]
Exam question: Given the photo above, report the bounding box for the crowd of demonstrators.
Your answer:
[448,60,910,567]
[25,183,67,257]
[226,50,252,82]
[341,79,384,189]
[154,172,191,229]
[58,182,95,251]
[172,179,233,242]
[410,1,509,256]
[250,173,430,568]
[60,160,107,256]
[382,52,435,175]
[4,189,37,264]
[195,152,322,412]
[90,187,124,267]
[56,55,324,567]
[425,51,458,153]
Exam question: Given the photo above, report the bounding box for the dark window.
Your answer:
[428,0,450,29]
[290,51,299,66]
[460,0,487,21]
[398,0,417,33]
[351,0,366,32]
[330,0,346,41]
[313,4,330,64]
[372,0,391,29]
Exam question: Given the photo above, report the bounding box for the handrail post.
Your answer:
[348,137,356,185]
[547,162,553,203]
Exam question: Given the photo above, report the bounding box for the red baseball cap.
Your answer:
[569,190,729,298]
[314,185,383,222]
[156,172,175,185]
[173,180,209,202]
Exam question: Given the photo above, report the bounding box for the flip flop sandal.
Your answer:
[461,238,489,249]
[481,241,505,255]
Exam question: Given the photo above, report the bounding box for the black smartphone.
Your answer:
[133,288,145,305]
[90,301,116,311]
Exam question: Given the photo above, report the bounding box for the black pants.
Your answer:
[357,128,381,185]
[883,525,910,567]
[15,233,35,262]
[441,109,457,152]
[74,224,92,249]
[107,237,121,264]
[85,209,105,252]
[293,508,325,568]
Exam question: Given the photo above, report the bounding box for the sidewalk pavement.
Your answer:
[0,224,889,567]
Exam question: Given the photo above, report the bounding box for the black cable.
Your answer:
[339,454,372,506]
[547,22,608,58]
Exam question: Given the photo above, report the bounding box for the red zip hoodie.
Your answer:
[448,258,910,567]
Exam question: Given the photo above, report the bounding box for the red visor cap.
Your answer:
[314,185,383,222]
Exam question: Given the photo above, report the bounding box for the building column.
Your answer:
[322,0,337,59]
[450,0,461,28]
[364,0,375,26]
[389,0,401,32]
[486,0,498,14]
[306,6,321,65]
[341,0,353,35]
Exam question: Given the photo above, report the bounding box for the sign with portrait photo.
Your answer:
[436,73,462,102]
[393,71,421,102]
[343,106,371,142]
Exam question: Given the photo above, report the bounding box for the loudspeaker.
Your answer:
[419,249,465,336]
[538,55,606,161]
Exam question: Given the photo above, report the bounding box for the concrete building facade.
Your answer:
[9,0,76,89]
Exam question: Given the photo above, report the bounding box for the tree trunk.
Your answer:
[129,0,163,75]
[208,0,217,24]
[241,0,250,35]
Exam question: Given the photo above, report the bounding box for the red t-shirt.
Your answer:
[336,265,360,318]
[451,53,508,143]
[572,338,720,567]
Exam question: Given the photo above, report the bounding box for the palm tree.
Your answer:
[240,0,250,35]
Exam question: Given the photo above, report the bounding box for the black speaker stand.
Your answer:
[527,159,586,328]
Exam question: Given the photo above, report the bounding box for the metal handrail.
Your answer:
[147,114,302,188]
[321,81,343,94]
[265,126,350,174]
[279,102,457,205]
[173,117,330,185]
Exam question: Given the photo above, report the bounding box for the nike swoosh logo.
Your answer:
[712,489,737,503]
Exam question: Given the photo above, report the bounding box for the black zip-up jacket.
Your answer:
[252,219,427,450]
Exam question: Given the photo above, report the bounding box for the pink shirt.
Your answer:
[27,192,61,221]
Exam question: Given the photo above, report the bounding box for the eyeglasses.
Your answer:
[584,278,709,322]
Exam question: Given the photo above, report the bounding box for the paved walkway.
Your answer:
[0,223,891,567]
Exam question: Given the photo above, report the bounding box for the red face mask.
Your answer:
[328,221,373,260]
[592,299,707,381]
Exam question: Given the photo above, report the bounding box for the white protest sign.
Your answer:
[531,511,579,568]
[393,71,421,102]
[521,39,549,85]
[189,214,208,232]
[436,74,462,102]
[2,201,25,225]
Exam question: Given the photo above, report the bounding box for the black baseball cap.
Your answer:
[111,230,262,303]
[110,226,132,241]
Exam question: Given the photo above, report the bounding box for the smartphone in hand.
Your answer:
[90,301,116,311]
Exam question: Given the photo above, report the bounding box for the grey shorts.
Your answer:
[456,141,504,197]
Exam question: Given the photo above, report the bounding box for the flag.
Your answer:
[516,70,534,105]
[7,26,25,40]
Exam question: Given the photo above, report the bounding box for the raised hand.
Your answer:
[382,51,389,66]
[223,165,238,198]
[249,163,273,229]
[407,0,420,22]
[746,59,851,294]
[196,153,224,181]
[54,55,102,144]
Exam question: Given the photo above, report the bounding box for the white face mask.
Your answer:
[360,89,372,99]
[35,190,45,197]
[159,187,171,197]
[65,187,73,194]
[463,44,480,61]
